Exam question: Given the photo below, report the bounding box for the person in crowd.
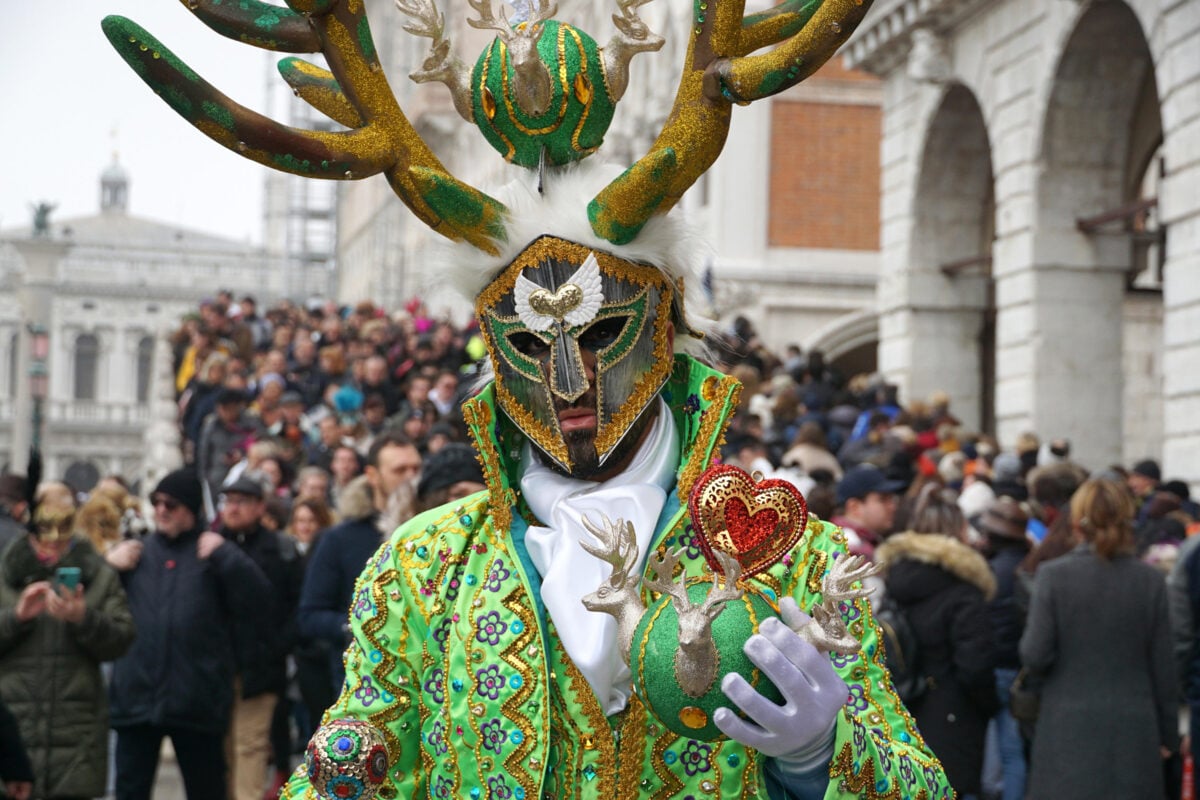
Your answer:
[106,470,269,800]
[215,477,302,800]
[977,496,1032,800]
[75,492,124,556]
[0,695,33,800]
[0,475,28,554]
[833,464,904,560]
[876,484,998,799]
[359,354,400,417]
[1020,478,1177,799]
[327,444,363,509]
[0,482,135,800]
[305,413,344,472]
[286,498,336,745]
[781,421,843,481]
[297,433,421,694]
[1014,464,1087,614]
[1128,459,1162,523]
[197,388,263,503]
[294,466,332,506]
[427,369,460,419]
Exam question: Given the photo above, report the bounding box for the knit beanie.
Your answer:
[154,469,204,518]
[417,444,484,501]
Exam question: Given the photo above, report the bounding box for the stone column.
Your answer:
[8,238,67,474]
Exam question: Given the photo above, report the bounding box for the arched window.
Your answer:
[74,334,99,401]
[136,336,154,404]
[8,332,18,399]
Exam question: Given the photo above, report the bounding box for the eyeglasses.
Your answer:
[151,495,181,512]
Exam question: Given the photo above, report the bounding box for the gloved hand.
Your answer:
[713,598,847,768]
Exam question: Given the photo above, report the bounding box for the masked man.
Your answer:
[105,0,950,796]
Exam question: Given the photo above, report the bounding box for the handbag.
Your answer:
[1008,668,1040,723]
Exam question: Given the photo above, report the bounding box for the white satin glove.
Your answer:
[713,598,847,770]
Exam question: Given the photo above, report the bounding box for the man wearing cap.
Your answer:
[833,464,904,561]
[216,476,302,800]
[107,469,270,800]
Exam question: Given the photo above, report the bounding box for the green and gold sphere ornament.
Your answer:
[631,568,783,741]
[305,718,389,800]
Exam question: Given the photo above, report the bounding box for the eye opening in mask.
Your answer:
[577,315,631,352]
[507,330,552,359]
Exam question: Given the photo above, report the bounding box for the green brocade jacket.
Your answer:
[283,356,951,800]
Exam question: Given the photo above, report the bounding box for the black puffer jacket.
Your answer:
[219,523,302,699]
[877,532,998,796]
[109,526,270,733]
[0,535,135,798]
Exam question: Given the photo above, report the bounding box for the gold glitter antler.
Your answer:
[588,0,874,245]
[101,1,509,255]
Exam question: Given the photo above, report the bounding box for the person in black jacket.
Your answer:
[876,484,998,799]
[106,469,270,800]
[978,497,1032,800]
[216,476,301,800]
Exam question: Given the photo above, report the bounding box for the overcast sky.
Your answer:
[1,2,280,243]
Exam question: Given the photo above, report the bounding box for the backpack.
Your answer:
[874,596,927,704]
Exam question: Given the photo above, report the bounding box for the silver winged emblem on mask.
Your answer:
[514,252,604,332]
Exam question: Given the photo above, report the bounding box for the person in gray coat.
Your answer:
[1020,478,1178,800]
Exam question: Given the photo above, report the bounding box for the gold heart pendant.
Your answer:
[528,283,583,319]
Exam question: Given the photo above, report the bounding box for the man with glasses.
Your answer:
[107,469,270,800]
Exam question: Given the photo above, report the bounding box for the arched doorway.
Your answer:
[906,83,994,432]
[1027,0,1161,469]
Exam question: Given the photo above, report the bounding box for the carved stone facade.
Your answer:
[0,165,291,490]
[845,0,1197,478]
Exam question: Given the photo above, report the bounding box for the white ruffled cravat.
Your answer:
[520,398,679,715]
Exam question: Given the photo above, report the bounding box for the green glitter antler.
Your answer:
[101,1,508,255]
[589,0,873,245]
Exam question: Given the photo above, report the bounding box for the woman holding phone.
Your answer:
[0,481,135,800]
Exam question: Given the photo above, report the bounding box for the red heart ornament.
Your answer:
[687,464,809,577]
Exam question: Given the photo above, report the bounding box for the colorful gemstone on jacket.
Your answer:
[306,719,388,800]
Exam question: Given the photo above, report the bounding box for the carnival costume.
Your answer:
[103,0,952,797]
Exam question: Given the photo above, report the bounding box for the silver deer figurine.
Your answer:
[579,513,880,690]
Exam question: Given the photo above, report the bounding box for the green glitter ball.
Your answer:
[470,21,615,168]
[630,582,783,741]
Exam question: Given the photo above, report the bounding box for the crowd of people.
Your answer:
[0,292,1196,799]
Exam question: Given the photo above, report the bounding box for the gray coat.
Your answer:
[1020,544,1178,800]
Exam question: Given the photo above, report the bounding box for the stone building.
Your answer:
[0,158,299,490]
[844,0,1198,479]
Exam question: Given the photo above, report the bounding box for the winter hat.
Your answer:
[1132,459,1161,482]
[992,453,1022,484]
[417,444,484,501]
[978,496,1030,542]
[153,469,204,517]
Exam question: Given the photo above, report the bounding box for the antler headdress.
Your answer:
[102,0,874,253]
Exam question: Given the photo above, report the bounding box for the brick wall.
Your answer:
[768,68,882,251]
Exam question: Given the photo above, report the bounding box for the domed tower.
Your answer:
[100,154,128,214]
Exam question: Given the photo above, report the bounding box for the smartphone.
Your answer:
[54,566,82,592]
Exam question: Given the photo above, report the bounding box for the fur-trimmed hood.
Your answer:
[877,532,997,601]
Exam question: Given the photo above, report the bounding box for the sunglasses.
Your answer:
[151,495,181,512]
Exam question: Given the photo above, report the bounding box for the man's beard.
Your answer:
[536,396,658,481]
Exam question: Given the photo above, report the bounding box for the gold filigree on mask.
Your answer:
[528,283,583,319]
[33,508,75,543]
